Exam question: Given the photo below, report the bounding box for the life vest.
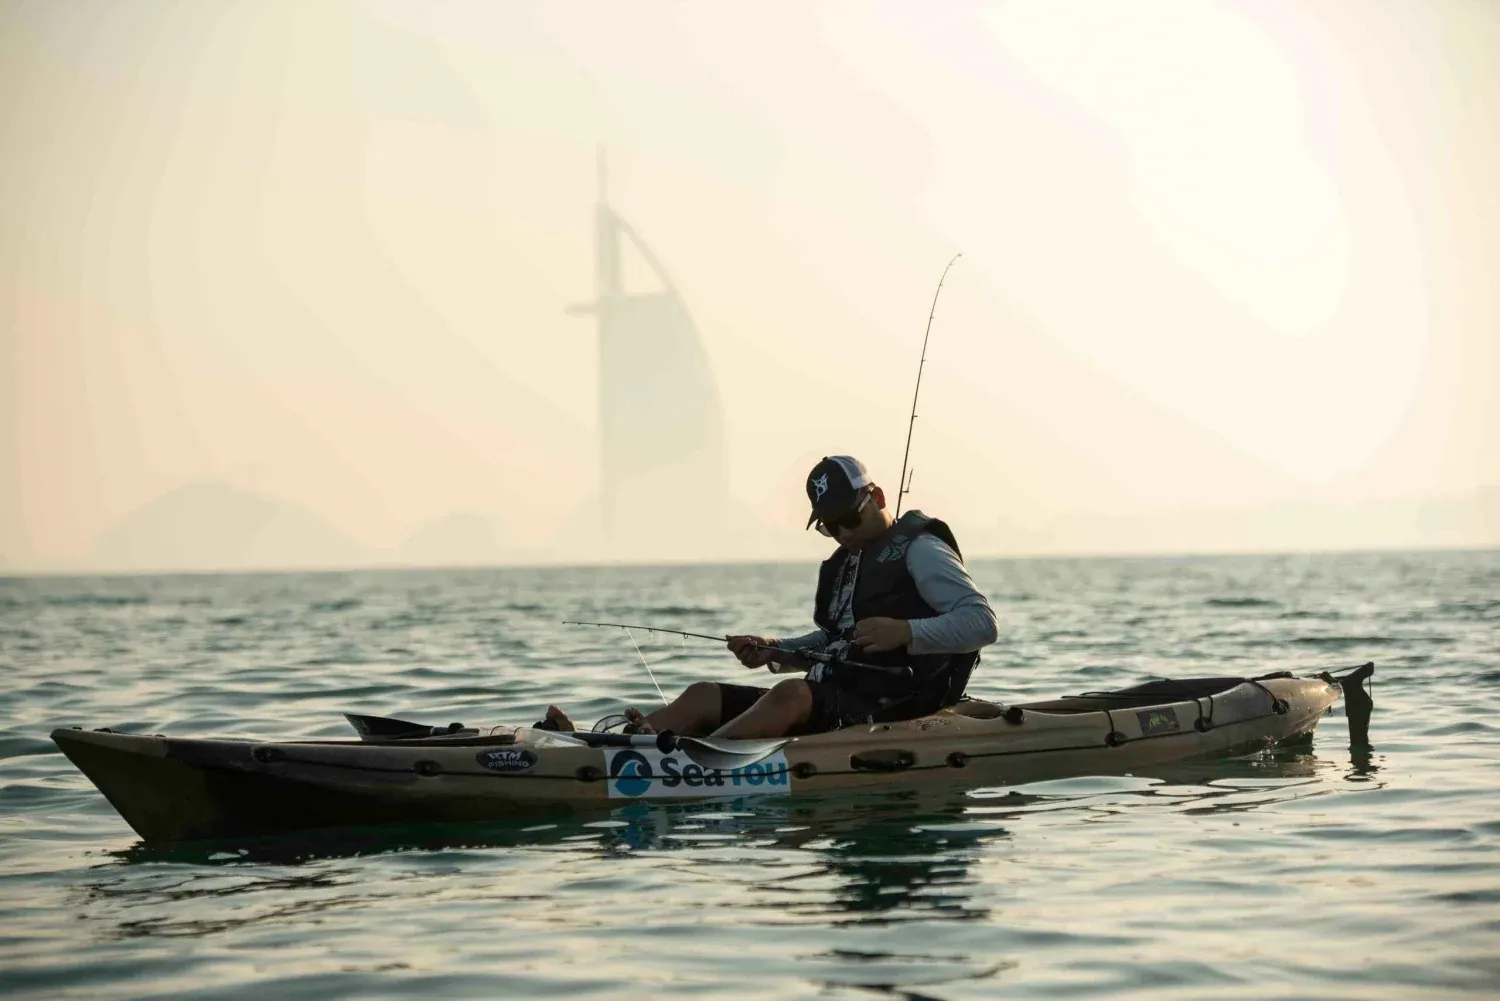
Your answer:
[811,510,979,704]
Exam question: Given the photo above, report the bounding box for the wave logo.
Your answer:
[609,748,654,797]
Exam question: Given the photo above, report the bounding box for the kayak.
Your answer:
[52,665,1373,844]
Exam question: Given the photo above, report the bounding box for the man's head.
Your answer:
[804,456,893,551]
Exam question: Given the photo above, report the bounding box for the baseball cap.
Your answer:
[805,456,874,529]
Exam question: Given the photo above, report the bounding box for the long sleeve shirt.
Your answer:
[773,533,997,671]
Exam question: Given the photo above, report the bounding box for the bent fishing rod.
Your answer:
[896,252,961,518]
[562,620,913,679]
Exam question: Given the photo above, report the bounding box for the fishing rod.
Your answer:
[562,620,912,679]
[564,620,725,643]
[896,253,961,518]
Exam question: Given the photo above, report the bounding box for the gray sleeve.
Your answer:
[766,627,830,673]
[903,534,998,654]
[779,627,830,651]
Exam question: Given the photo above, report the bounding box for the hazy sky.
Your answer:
[2,0,1497,569]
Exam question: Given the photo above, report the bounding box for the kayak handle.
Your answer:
[849,749,916,772]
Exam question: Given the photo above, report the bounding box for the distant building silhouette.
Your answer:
[567,152,726,548]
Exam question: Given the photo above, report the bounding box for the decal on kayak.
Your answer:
[605,747,791,799]
[475,748,538,772]
[1136,707,1181,736]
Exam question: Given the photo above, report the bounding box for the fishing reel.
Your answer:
[592,713,633,733]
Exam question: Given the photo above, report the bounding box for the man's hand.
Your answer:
[727,634,780,669]
[851,617,912,653]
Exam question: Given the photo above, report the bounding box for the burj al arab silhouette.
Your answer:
[566,152,727,552]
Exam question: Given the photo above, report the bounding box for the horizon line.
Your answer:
[3,541,1497,581]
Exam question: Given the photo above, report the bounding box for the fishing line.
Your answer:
[623,627,670,706]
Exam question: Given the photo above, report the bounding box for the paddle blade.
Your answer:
[344,713,434,740]
[673,736,791,771]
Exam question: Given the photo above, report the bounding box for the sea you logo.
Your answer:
[606,748,792,799]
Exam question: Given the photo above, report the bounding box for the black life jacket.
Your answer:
[812,510,979,704]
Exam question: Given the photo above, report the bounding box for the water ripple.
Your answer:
[0,551,1497,999]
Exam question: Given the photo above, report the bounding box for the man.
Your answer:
[545,456,996,740]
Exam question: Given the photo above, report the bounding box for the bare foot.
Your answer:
[544,705,576,732]
[624,707,656,734]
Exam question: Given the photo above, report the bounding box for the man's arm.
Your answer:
[903,534,998,654]
[727,628,831,673]
[766,627,831,673]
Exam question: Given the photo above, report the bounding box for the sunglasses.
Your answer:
[815,491,871,537]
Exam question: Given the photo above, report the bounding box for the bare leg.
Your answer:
[639,681,723,736]
[544,683,720,735]
[711,678,814,740]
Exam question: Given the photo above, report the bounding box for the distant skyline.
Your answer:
[67,477,1500,576]
[2,1,1497,572]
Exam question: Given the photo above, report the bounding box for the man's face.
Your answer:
[828,487,889,552]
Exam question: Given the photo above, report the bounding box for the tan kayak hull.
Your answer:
[52,676,1341,843]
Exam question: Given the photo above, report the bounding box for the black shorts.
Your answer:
[714,680,951,734]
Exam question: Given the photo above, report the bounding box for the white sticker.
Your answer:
[604,747,792,800]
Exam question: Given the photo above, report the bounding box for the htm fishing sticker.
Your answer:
[475,748,538,772]
[605,748,792,799]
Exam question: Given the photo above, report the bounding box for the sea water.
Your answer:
[1,550,1497,999]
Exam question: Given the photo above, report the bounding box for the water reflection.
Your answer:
[750,791,1006,926]
[108,747,1380,872]
[796,947,1014,999]
[60,738,1407,1000]
[89,743,1380,941]
[1347,744,1379,780]
[91,790,1018,996]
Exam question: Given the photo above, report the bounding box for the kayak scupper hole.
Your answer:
[792,762,816,779]
[946,752,968,768]
[414,759,442,776]
[576,765,603,782]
